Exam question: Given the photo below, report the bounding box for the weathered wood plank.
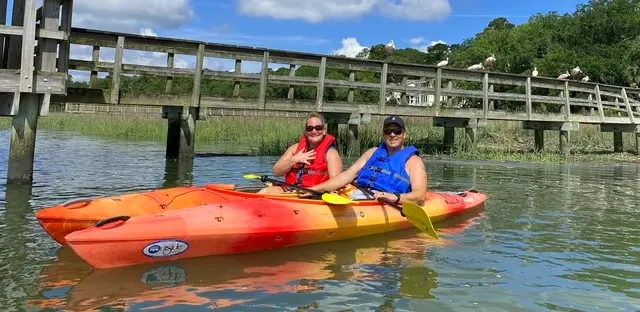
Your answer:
[57,0,73,74]
[110,36,124,104]
[166,52,174,92]
[0,70,67,93]
[19,0,36,92]
[258,51,269,108]
[0,25,67,40]
[316,56,326,110]
[379,63,388,108]
[191,43,204,109]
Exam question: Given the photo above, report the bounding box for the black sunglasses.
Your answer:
[305,125,324,132]
[383,128,403,135]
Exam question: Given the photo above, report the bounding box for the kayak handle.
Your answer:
[62,197,93,208]
[95,215,131,227]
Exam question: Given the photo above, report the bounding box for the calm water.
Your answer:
[0,130,638,312]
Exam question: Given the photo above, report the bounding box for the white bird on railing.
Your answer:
[468,63,484,71]
[557,71,571,80]
[532,67,538,77]
[385,40,395,53]
[571,66,582,77]
[484,54,496,67]
[437,57,449,67]
[581,76,590,82]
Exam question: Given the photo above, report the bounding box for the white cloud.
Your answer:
[378,0,451,21]
[332,37,367,58]
[236,0,451,23]
[408,36,425,45]
[72,0,195,33]
[140,28,158,36]
[407,37,447,52]
[237,0,377,23]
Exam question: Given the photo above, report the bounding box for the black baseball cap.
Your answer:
[383,115,405,129]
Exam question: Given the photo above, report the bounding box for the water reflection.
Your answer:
[162,158,194,188]
[27,210,482,311]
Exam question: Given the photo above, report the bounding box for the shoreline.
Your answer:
[1,113,638,164]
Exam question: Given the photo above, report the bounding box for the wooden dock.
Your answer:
[0,0,72,184]
[1,1,639,183]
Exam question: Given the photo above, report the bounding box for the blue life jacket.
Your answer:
[355,143,419,193]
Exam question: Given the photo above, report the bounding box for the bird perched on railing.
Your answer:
[484,54,496,68]
[571,66,582,78]
[437,57,449,67]
[581,76,590,82]
[557,71,571,80]
[532,67,538,77]
[468,63,484,71]
[385,40,395,53]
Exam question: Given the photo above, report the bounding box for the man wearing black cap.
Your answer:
[308,115,428,205]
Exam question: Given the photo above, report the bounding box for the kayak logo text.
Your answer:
[142,240,189,258]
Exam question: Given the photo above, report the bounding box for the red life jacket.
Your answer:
[284,134,336,187]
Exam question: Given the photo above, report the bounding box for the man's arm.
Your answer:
[401,155,427,204]
[309,147,376,192]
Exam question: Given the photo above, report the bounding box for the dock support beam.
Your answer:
[534,130,544,152]
[323,112,369,157]
[523,121,579,156]
[600,124,640,155]
[613,132,623,152]
[433,117,483,153]
[163,106,198,160]
[7,94,40,183]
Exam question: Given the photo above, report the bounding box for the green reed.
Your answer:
[0,113,637,163]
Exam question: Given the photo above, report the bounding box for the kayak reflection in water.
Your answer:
[258,112,344,194]
[308,115,427,205]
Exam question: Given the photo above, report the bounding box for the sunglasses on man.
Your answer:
[383,128,403,135]
[305,125,325,132]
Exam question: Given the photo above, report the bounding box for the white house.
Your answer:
[386,79,447,106]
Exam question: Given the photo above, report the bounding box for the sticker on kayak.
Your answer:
[142,240,189,258]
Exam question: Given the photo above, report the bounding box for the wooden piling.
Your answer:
[164,106,197,160]
[6,0,68,184]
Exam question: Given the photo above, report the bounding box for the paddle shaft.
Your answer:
[259,175,323,197]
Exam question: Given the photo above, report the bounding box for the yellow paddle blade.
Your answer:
[321,193,353,205]
[401,202,439,240]
[242,174,262,180]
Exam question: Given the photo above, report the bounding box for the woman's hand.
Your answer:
[291,149,316,165]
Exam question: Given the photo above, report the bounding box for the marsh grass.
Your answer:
[0,113,637,163]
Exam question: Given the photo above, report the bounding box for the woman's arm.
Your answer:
[272,143,308,176]
[325,148,343,178]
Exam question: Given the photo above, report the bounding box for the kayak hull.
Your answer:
[34,184,292,245]
[65,189,487,269]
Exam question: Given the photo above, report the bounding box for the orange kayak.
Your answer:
[64,186,487,269]
[35,183,301,245]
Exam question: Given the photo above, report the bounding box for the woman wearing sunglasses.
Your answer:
[307,115,427,205]
[258,112,344,194]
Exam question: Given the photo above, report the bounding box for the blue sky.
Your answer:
[29,0,588,79]
[158,0,588,55]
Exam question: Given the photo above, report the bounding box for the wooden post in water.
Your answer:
[3,0,71,184]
